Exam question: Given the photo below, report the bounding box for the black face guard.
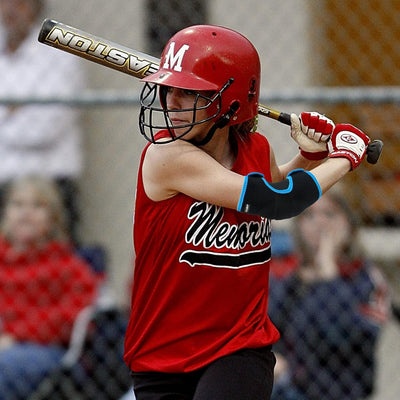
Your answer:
[139,79,233,144]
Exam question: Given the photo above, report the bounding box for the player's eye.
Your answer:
[183,89,196,96]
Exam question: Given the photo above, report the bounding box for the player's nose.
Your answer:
[166,88,183,109]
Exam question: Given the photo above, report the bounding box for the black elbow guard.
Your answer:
[237,169,321,220]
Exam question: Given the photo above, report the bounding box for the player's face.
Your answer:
[4,185,53,248]
[165,87,215,141]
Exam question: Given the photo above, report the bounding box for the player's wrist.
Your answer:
[300,148,328,160]
[327,153,352,171]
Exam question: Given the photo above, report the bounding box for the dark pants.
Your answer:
[131,346,276,400]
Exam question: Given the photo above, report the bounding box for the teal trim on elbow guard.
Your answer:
[237,169,321,220]
[237,172,262,211]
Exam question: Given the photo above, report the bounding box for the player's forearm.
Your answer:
[279,153,324,179]
[310,157,351,194]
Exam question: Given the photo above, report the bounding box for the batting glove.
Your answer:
[290,112,334,160]
[328,124,370,170]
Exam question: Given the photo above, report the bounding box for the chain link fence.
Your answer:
[0,0,399,399]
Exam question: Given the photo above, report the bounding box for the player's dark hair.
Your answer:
[229,117,257,143]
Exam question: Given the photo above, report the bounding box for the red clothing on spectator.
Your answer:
[0,236,99,345]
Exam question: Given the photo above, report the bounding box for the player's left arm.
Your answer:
[271,149,322,183]
[239,124,370,220]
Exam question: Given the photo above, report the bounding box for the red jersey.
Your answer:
[0,237,99,344]
[124,132,280,373]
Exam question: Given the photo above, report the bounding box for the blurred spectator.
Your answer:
[0,176,100,400]
[268,191,390,400]
[29,307,133,400]
[0,0,86,242]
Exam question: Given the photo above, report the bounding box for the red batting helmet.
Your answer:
[139,25,261,143]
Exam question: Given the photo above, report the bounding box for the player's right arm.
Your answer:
[142,139,245,210]
[142,123,369,220]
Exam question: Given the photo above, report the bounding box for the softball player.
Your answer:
[124,25,370,400]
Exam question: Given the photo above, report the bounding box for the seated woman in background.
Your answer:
[0,176,100,400]
[268,191,390,400]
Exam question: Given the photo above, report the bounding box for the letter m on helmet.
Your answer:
[162,42,190,72]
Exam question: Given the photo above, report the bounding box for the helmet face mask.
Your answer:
[139,80,234,143]
[139,25,261,144]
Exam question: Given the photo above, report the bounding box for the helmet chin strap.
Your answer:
[190,101,240,146]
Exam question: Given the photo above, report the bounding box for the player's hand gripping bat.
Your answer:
[38,19,383,164]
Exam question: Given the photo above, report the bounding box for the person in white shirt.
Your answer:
[0,0,86,242]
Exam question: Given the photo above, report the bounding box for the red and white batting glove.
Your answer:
[290,112,334,160]
[328,124,370,170]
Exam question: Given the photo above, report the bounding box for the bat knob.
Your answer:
[366,139,384,164]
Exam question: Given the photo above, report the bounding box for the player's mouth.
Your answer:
[169,118,189,127]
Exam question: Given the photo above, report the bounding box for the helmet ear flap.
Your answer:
[219,100,240,126]
[229,100,241,123]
